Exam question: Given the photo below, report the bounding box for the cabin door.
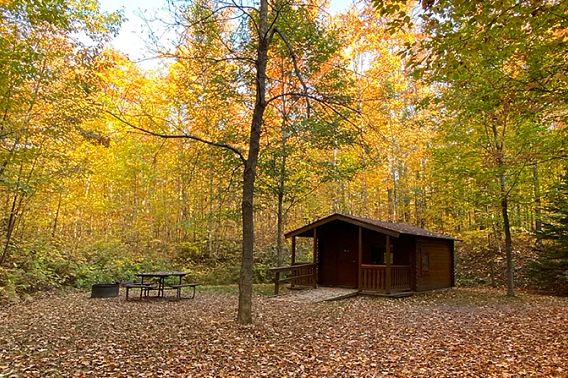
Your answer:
[335,241,358,287]
[317,223,359,288]
[318,224,358,288]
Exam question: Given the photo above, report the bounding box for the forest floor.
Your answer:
[1,287,566,377]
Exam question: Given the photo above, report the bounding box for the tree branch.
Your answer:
[273,27,312,117]
[107,111,246,165]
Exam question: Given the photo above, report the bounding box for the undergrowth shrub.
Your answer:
[0,237,176,301]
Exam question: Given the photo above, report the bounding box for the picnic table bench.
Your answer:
[170,283,198,299]
[124,282,154,300]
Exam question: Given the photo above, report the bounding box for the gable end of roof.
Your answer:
[285,213,455,241]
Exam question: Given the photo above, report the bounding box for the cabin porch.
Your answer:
[269,262,412,296]
[359,264,412,293]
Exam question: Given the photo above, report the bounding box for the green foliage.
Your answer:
[0,233,278,301]
[74,239,173,287]
[0,237,176,301]
[188,262,240,285]
[175,241,206,263]
[527,169,568,295]
[182,255,274,286]
[2,0,567,305]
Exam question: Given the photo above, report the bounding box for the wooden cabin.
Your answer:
[271,213,455,295]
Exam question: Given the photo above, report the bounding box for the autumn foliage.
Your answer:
[1,0,567,303]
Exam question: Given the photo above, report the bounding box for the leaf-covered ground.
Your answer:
[1,288,566,377]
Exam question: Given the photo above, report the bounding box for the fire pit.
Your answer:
[91,283,119,298]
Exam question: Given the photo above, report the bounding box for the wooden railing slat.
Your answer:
[269,263,315,273]
[360,264,411,292]
[276,273,314,284]
[271,263,317,295]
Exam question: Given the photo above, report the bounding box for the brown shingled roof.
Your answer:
[285,213,455,240]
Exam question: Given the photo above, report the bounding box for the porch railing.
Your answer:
[360,264,411,292]
[269,263,317,295]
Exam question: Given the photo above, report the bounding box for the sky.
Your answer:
[99,0,352,66]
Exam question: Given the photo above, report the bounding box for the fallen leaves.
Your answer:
[0,288,566,377]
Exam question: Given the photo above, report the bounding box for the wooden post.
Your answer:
[312,228,317,288]
[410,239,417,292]
[450,240,455,287]
[312,229,317,263]
[358,227,362,290]
[385,235,391,294]
[274,271,280,295]
[290,236,296,289]
[291,236,296,265]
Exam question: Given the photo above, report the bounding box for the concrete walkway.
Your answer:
[272,287,359,304]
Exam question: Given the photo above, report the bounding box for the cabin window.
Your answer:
[422,251,430,272]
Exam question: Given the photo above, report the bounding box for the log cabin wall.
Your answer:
[415,238,453,291]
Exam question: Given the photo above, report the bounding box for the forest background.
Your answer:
[1,0,566,303]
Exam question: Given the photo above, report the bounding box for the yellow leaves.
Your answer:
[552,27,568,42]
[502,50,527,79]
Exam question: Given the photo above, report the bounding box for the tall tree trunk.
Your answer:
[361,159,368,216]
[275,64,288,268]
[0,193,20,265]
[500,174,515,296]
[388,187,395,221]
[276,189,284,266]
[237,0,269,324]
[207,148,214,258]
[533,162,542,245]
[0,158,28,265]
[490,217,502,288]
[276,127,287,267]
[492,120,514,297]
[51,192,63,237]
[332,148,340,212]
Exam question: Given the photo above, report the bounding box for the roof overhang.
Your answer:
[285,213,400,238]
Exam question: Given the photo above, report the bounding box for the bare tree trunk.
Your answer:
[490,218,502,288]
[361,159,368,215]
[533,162,542,245]
[237,0,269,324]
[276,129,287,267]
[0,193,20,265]
[207,148,214,258]
[0,158,28,265]
[275,62,288,268]
[491,121,514,297]
[500,176,514,297]
[387,188,395,221]
[332,148,340,212]
[0,61,46,265]
[276,189,285,266]
[52,192,63,237]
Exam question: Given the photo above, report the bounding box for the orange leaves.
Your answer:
[1,288,567,377]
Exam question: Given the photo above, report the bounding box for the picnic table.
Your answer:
[125,271,198,300]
